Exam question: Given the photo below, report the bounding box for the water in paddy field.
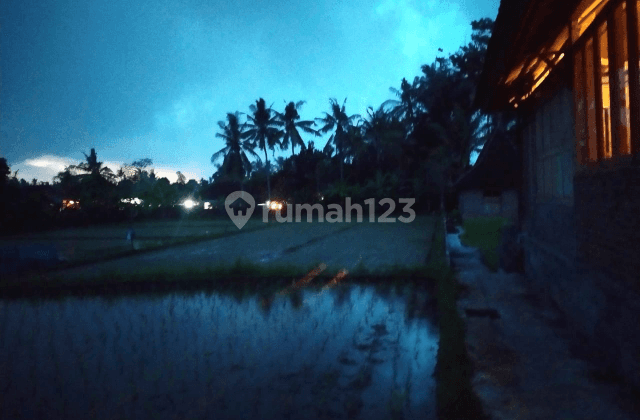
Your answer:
[0,285,438,419]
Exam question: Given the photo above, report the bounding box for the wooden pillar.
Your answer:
[627,0,640,158]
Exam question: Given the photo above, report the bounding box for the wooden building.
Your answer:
[477,0,640,388]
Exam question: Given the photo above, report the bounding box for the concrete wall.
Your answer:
[459,189,518,223]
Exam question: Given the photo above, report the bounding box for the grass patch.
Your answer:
[459,216,509,272]
[431,214,488,420]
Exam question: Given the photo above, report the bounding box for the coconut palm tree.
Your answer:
[211,112,257,190]
[359,105,405,170]
[382,77,421,131]
[71,148,115,182]
[275,101,318,157]
[244,98,283,201]
[315,98,360,182]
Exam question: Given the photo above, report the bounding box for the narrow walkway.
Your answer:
[447,228,639,420]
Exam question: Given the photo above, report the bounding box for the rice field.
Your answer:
[0,218,269,265]
[0,284,438,419]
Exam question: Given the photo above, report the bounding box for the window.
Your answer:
[534,93,574,202]
[598,22,612,158]
[612,2,630,155]
[572,0,640,164]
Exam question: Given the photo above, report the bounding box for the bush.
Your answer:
[459,216,509,271]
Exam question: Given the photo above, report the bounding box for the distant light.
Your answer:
[69,200,75,204]
[269,201,285,211]
[182,199,197,209]
[204,202,212,210]
[120,197,143,205]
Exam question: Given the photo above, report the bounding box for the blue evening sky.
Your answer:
[1,0,499,183]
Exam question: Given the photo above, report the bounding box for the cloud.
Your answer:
[374,0,469,63]
[11,155,80,183]
[154,88,217,130]
[10,154,201,184]
[152,167,199,183]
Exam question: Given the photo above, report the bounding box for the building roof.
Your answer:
[454,128,521,192]
[476,0,582,111]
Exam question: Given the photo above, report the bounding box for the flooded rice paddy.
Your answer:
[0,284,438,419]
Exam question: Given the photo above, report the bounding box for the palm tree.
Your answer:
[71,148,115,182]
[211,112,257,190]
[315,98,360,182]
[360,105,405,170]
[275,101,318,157]
[382,77,421,131]
[272,156,286,173]
[244,98,283,201]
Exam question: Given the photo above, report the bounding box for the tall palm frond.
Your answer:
[275,100,319,157]
[244,98,283,200]
[315,98,360,182]
[71,148,115,182]
[211,112,258,184]
[381,77,421,130]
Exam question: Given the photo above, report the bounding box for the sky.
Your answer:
[1,0,499,184]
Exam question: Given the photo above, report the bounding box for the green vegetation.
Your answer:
[459,216,509,271]
[431,215,488,420]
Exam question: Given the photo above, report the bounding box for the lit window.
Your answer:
[573,0,639,163]
[598,22,612,158]
[612,2,631,155]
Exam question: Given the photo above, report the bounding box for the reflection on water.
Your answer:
[0,285,438,419]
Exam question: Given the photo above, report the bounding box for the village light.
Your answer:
[182,199,197,209]
[120,198,143,205]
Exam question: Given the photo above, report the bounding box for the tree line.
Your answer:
[1,19,512,234]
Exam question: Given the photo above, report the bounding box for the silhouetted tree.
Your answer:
[275,101,318,157]
[316,98,360,182]
[211,112,258,191]
[71,148,115,182]
[244,98,283,200]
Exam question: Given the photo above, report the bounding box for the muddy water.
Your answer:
[0,285,438,419]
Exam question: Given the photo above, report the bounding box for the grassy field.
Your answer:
[459,216,509,272]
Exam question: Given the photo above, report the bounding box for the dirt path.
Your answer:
[448,228,640,420]
[50,216,434,280]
